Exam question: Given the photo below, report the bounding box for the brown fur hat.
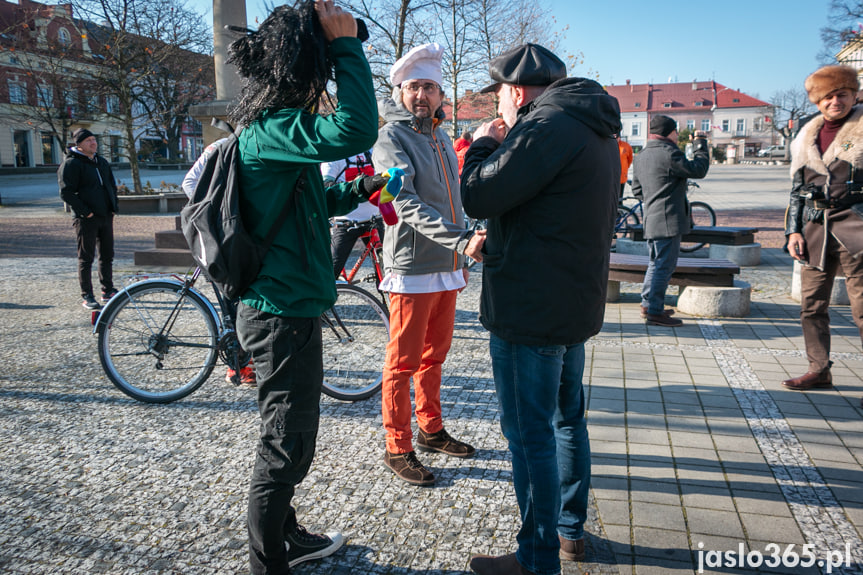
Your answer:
[804,65,860,104]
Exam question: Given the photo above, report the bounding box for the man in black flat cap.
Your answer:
[461,43,621,575]
[58,128,119,310]
[631,115,709,327]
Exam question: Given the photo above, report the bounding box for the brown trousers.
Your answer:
[799,234,863,372]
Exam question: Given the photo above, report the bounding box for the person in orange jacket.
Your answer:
[618,133,633,198]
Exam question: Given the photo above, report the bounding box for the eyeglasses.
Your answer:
[401,82,440,94]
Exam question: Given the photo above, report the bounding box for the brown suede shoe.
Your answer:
[384,450,435,486]
[417,428,476,458]
[782,370,832,390]
[645,313,683,327]
[559,535,585,561]
[640,306,675,319]
[469,553,535,575]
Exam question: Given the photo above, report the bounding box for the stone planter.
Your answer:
[117,192,187,214]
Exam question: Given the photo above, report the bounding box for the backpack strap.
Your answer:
[258,168,310,269]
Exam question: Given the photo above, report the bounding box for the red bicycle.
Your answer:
[335,215,388,310]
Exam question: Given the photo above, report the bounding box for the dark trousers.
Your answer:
[799,234,863,372]
[331,219,384,279]
[73,214,114,298]
[237,304,322,575]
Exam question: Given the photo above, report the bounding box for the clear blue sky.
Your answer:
[197,0,830,103]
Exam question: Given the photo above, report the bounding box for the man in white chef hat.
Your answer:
[372,42,486,487]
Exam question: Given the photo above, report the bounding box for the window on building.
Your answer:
[721,119,730,132]
[631,122,641,137]
[8,80,27,104]
[41,132,56,164]
[58,28,71,45]
[736,118,745,134]
[106,95,119,114]
[694,101,703,107]
[732,98,740,103]
[753,118,764,131]
[64,89,77,118]
[686,120,695,131]
[701,119,710,132]
[634,102,641,108]
[36,85,54,108]
[663,102,672,108]
[86,92,100,114]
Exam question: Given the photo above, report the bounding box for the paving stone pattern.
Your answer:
[0,248,861,575]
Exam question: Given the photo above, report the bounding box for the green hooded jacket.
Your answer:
[238,37,378,317]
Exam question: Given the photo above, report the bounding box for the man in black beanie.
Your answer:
[58,128,119,310]
[631,115,709,326]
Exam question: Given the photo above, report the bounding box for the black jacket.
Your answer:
[631,137,709,239]
[58,148,118,218]
[461,77,621,346]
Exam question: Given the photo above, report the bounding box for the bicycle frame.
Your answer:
[339,223,384,286]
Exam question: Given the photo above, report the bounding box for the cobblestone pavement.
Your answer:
[1,245,862,573]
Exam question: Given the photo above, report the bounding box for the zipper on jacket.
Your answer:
[430,129,459,271]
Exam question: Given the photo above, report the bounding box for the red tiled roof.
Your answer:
[605,81,769,113]
[441,90,496,121]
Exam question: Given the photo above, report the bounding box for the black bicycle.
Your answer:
[93,268,389,403]
[614,181,716,253]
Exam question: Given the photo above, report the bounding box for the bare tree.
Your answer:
[769,86,817,159]
[74,0,212,192]
[820,0,863,64]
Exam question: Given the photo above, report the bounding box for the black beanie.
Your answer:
[72,128,95,145]
[649,115,677,137]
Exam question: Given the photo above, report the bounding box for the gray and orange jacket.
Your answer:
[373,97,473,276]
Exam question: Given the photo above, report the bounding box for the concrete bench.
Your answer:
[607,253,750,317]
[621,225,761,266]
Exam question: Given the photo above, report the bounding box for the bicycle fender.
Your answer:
[92,278,221,335]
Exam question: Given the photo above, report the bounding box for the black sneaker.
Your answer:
[101,289,118,303]
[285,525,344,567]
[82,295,101,310]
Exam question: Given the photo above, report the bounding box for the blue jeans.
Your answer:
[489,334,591,575]
[237,304,323,575]
[641,235,681,315]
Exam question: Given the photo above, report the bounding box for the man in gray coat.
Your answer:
[631,115,709,327]
[373,42,485,486]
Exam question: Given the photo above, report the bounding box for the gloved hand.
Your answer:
[363,168,404,225]
[359,174,390,199]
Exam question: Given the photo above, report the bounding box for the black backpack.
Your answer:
[180,119,306,300]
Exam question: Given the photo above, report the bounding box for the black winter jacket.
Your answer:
[58,148,118,218]
[461,77,621,346]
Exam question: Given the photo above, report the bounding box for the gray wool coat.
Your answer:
[631,137,709,239]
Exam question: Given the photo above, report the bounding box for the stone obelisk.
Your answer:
[190,0,248,145]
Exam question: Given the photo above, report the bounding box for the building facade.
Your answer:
[606,80,773,159]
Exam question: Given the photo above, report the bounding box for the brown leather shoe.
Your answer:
[384,450,435,486]
[781,370,832,390]
[559,535,585,561]
[645,313,683,327]
[640,306,674,319]
[469,553,535,574]
[417,427,475,458]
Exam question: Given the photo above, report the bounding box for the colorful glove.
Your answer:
[367,167,404,225]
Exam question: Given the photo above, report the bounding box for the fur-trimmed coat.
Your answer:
[786,105,863,269]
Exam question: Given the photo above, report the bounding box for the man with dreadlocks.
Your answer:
[227,1,380,573]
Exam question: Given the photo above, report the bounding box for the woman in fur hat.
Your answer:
[783,65,863,407]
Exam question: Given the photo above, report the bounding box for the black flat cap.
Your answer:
[481,43,566,93]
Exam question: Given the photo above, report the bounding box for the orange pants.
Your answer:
[382,290,457,454]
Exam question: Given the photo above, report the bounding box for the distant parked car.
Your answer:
[757,145,786,158]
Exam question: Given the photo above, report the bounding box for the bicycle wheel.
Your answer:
[681,201,717,253]
[320,283,389,401]
[614,207,640,242]
[96,280,218,403]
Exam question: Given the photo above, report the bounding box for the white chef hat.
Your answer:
[390,42,444,87]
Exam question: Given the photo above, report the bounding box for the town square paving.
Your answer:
[0,164,861,574]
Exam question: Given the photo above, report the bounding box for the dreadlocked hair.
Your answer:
[227,0,333,127]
